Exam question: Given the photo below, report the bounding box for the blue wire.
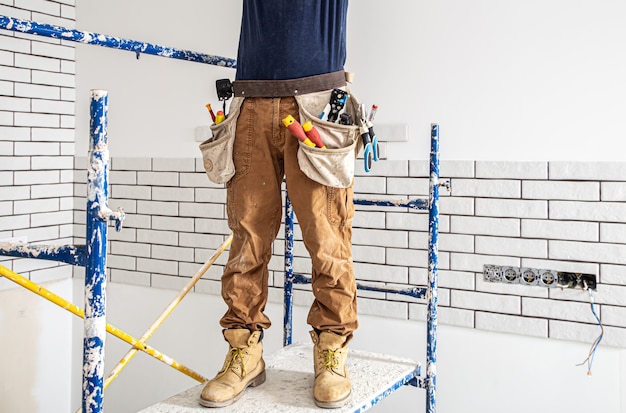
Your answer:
[581,288,604,375]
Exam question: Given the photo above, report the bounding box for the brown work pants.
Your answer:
[219,96,358,337]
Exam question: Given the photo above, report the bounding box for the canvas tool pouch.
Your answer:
[198,97,244,184]
[295,90,362,188]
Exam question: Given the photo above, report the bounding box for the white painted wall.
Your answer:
[74,1,241,159]
[0,278,74,413]
[347,0,626,162]
[75,0,626,161]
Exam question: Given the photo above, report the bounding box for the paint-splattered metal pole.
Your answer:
[82,90,110,413]
[283,194,295,346]
[0,242,86,266]
[426,123,440,413]
[0,15,236,68]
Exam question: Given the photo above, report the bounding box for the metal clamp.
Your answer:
[98,206,125,231]
[439,179,451,192]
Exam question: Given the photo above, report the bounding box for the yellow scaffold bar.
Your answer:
[0,264,207,383]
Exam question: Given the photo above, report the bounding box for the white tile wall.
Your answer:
[66,155,626,346]
[475,161,547,179]
[475,312,548,338]
[3,2,626,350]
[1,2,75,283]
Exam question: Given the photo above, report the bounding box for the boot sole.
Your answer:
[199,370,266,408]
[314,391,352,409]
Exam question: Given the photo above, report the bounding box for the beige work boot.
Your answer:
[200,329,266,408]
[310,330,353,408]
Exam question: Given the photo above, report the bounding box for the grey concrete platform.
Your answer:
[140,343,420,413]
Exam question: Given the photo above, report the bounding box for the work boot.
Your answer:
[200,329,266,408]
[310,330,353,408]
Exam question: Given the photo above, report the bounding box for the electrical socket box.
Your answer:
[558,272,597,290]
[483,264,503,282]
[538,269,558,288]
[580,273,597,290]
[483,264,597,290]
[520,267,539,286]
[501,266,520,284]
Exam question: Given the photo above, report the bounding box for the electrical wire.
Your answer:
[576,285,604,376]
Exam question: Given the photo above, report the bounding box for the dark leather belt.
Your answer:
[232,71,346,98]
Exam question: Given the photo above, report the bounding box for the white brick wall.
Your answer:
[65,157,624,347]
[1,2,75,285]
[2,1,625,349]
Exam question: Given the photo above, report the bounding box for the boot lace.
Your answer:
[218,347,247,378]
[320,349,340,372]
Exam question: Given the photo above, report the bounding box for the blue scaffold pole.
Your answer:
[82,90,110,413]
[283,193,295,346]
[0,15,236,68]
[426,123,440,413]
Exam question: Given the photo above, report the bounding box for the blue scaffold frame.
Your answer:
[82,90,119,413]
[0,90,124,413]
[284,124,441,413]
[0,14,441,413]
[0,15,236,68]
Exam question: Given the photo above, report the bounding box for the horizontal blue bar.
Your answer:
[0,15,237,68]
[353,197,428,211]
[289,273,427,299]
[0,243,86,267]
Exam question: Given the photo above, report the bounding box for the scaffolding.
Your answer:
[0,15,442,413]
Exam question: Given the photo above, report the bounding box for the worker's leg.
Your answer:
[219,97,288,331]
[284,96,357,408]
[284,99,358,336]
[203,97,290,407]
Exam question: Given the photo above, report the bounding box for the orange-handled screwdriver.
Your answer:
[282,115,315,147]
[302,121,326,149]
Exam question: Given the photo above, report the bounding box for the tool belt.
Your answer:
[199,71,362,188]
[294,90,362,188]
[232,71,347,98]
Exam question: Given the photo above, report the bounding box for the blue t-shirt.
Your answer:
[235,0,349,81]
